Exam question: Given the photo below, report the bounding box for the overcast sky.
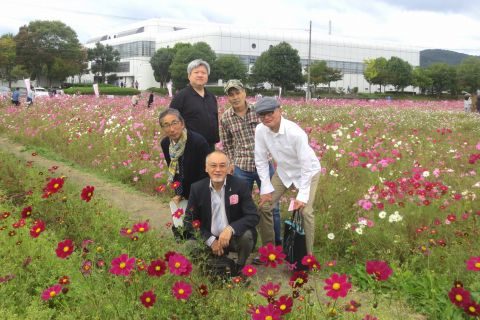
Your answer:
[1,0,479,55]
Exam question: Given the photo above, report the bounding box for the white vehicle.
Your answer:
[33,87,49,98]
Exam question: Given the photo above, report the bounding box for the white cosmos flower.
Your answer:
[378,211,387,219]
[327,233,335,240]
[422,171,430,178]
[355,227,363,235]
[344,223,351,230]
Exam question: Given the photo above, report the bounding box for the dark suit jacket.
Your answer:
[161,129,209,199]
[185,175,259,243]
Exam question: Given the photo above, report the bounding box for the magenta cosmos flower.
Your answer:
[133,221,150,233]
[30,220,45,238]
[448,287,471,307]
[366,260,393,281]
[324,273,352,299]
[258,282,281,301]
[301,254,321,270]
[241,265,257,277]
[81,186,95,202]
[55,239,74,259]
[168,253,192,276]
[172,281,192,300]
[258,243,286,268]
[251,304,282,320]
[466,256,480,271]
[41,284,62,301]
[147,259,166,277]
[275,295,293,315]
[109,254,136,276]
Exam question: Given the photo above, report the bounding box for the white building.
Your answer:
[80,18,419,93]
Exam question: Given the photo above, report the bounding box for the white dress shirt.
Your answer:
[255,117,321,203]
[206,180,228,246]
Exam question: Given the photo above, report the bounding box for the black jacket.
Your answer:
[161,130,209,199]
[185,175,259,242]
[169,86,219,144]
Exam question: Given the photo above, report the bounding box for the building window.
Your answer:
[112,41,156,58]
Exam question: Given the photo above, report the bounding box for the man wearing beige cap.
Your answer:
[220,80,282,255]
[254,97,321,255]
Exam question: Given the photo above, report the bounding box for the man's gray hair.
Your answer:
[158,108,184,124]
[187,59,211,75]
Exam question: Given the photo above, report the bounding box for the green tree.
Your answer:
[215,55,247,82]
[169,42,216,89]
[251,42,303,90]
[427,63,457,96]
[150,47,175,87]
[87,42,120,83]
[0,34,20,87]
[310,61,328,87]
[412,67,432,94]
[324,67,343,93]
[363,57,388,92]
[15,20,85,83]
[386,56,412,91]
[457,56,480,94]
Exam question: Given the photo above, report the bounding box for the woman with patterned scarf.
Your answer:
[160,108,210,204]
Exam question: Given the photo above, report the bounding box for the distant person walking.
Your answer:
[11,88,20,106]
[147,93,154,108]
[476,94,480,113]
[27,86,34,106]
[464,94,472,113]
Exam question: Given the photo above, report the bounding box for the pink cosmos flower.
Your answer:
[251,304,282,320]
[133,221,150,233]
[258,243,286,268]
[168,253,192,276]
[173,208,184,219]
[41,284,62,301]
[172,281,192,300]
[301,254,321,270]
[466,256,480,272]
[258,282,281,301]
[366,260,393,281]
[241,265,257,277]
[109,254,136,276]
[275,295,293,315]
[324,273,352,299]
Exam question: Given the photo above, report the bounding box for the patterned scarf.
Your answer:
[167,128,187,182]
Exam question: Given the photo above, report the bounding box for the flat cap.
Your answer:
[224,79,244,93]
[254,97,280,114]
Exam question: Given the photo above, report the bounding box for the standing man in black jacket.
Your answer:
[169,59,219,152]
[185,151,259,272]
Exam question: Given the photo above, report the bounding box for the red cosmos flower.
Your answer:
[345,300,361,312]
[324,273,352,299]
[198,284,208,296]
[81,186,94,202]
[463,301,480,316]
[136,259,147,272]
[41,284,62,301]
[275,295,293,315]
[466,256,480,271]
[43,177,65,197]
[55,239,74,259]
[259,282,281,301]
[447,214,457,222]
[172,281,192,300]
[1,212,10,219]
[232,276,243,284]
[289,271,309,288]
[81,260,93,276]
[241,265,257,277]
[251,304,282,320]
[164,251,176,262]
[191,219,201,229]
[301,254,321,270]
[29,220,45,238]
[168,253,192,276]
[21,206,33,218]
[170,181,181,189]
[58,276,70,285]
[363,315,379,320]
[326,260,337,267]
[133,221,150,233]
[448,287,471,307]
[258,243,286,268]
[109,254,136,276]
[120,227,134,237]
[155,185,166,193]
[140,290,156,308]
[147,259,166,277]
[172,208,184,219]
[366,260,393,281]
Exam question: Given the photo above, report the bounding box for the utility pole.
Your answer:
[306,20,312,100]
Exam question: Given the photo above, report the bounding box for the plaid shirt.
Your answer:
[220,104,259,172]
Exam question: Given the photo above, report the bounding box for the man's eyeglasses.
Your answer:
[160,120,181,128]
[258,110,275,119]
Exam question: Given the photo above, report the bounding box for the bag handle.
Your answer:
[291,209,305,233]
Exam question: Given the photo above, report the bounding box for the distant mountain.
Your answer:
[420,49,472,67]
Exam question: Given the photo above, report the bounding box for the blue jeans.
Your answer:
[233,165,282,244]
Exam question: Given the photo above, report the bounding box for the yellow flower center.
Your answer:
[126,229,132,234]
[268,253,276,261]
[332,283,341,290]
[248,268,252,273]
[266,317,273,320]
[298,278,304,284]
[139,227,145,232]
[155,266,161,271]
[469,306,476,312]
[54,183,59,189]
[267,290,274,296]
[145,297,151,303]
[119,262,126,269]
[63,246,70,252]
[50,291,56,297]
[175,262,181,268]
[178,289,184,295]
[36,228,41,233]
[475,262,480,268]
[87,192,92,197]
[455,294,463,302]
[280,304,286,310]
[84,265,90,270]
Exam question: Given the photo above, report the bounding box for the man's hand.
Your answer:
[171,195,182,205]
[293,199,306,211]
[211,240,224,256]
[259,193,273,207]
[218,226,233,248]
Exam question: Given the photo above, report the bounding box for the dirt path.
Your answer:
[0,136,171,231]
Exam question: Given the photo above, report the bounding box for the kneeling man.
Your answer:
[185,151,259,273]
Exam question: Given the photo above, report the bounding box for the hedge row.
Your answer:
[63,87,140,96]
